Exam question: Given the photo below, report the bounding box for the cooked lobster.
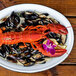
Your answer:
[0,24,68,57]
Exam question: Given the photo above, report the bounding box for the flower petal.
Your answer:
[43,44,47,50]
[43,39,56,55]
[46,48,50,52]
[53,45,56,47]
[46,39,50,45]
[50,41,53,45]
[50,48,55,55]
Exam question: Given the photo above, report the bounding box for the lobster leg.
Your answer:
[30,43,37,50]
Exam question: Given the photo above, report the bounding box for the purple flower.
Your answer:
[43,39,56,55]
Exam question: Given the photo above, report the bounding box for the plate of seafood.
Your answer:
[0,4,74,73]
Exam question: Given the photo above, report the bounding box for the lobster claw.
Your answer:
[54,24,68,35]
[47,24,68,35]
[39,49,67,57]
[34,42,67,57]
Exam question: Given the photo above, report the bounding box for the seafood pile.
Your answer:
[0,11,68,66]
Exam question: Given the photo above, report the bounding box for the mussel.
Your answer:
[7,55,17,63]
[24,12,39,20]
[36,58,46,64]
[42,13,49,16]
[0,49,6,58]
[55,37,62,44]
[24,61,35,66]
[1,44,11,55]
[49,32,57,38]
[31,52,46,64]
[0,12,20,28]
[47,32,62,44]
[38,20,44,25]
[18,58,26,64]
[24,50,32,58]
[32,53,44,60]
[18,57,35,66]
[23,58,35,66]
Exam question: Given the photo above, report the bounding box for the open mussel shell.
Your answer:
[32,53,43,60]
[30,53,46,64]
[49,32,57,38]
[30,52,45,60]
[22,51,32,58]
[36,58,46,64]
[18,59,26,64]
[61,34,67,44]
[23,61,35,66]
[23,58,35,66]
[0,49,6,58]
[6,55,17,63]
[18,57,35,66]
[55,37,62,44]
[17,56,27,64]
[42,13,49,16]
